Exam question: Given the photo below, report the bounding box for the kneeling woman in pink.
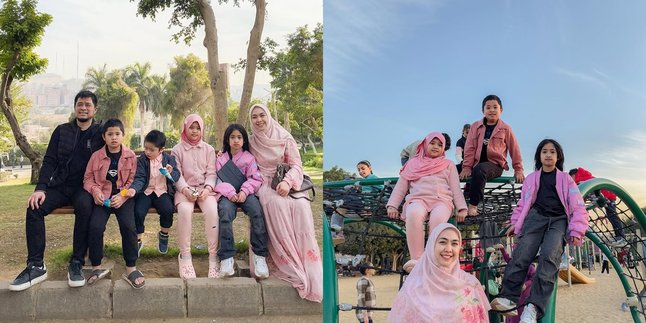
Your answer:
[171,114,219,278]
[248,104,322,302]
[389,223,490,323]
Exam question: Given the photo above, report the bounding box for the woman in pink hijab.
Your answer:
[389,223,490,323]
[171,114,219,279]
[247,104,322,302]
[386,132,468,273]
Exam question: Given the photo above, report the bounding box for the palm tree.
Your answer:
[148,74,168,131]
[124,62,152,149]
[83,64,109,91]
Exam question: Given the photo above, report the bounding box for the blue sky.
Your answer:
[324,1,646,205]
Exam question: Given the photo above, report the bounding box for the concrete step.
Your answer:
[0,277,321,321]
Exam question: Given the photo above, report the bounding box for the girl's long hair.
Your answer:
[222,124,250,154]
[534,139,565,171]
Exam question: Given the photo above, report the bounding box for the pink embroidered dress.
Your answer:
[248,104,322,302]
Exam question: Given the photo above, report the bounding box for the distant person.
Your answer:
[569,167,627,248]
[389,223,490,322]
[356,262,376,323]
[10,90,104,291]
[356,160,378,181]
[400,133,451,166]
[386,132,466,273]
[455,123,470,173]
[330,160,380,232]
[587,253,595,271]
[490,139,588,322]
[601,253,610,274]
[19,156,24,169]
[129,130,180,255]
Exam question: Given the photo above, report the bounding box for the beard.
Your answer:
[76,117,91,123]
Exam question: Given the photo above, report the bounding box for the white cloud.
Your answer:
[553,67,609,90]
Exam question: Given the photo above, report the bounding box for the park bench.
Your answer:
[50,205,244,214]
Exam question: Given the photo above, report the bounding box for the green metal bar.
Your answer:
[323,176,518,188]
[539,280,558,323]
[343,218,407,237]
[322,214,339,323]
[578,178,644,323]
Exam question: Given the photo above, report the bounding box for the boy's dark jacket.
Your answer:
[131,152,181,197]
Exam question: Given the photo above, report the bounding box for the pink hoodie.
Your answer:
[214,150,263,199]
[510,169,589,239]
[462,118,523,177]
[83,145,137,198]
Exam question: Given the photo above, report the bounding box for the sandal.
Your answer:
[122,270,145,289]
[208,255,220,278]
[178,254,196,279]
[87,269,109,285]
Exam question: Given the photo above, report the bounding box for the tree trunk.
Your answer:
[283,111,291,132]
[197,0,228,149]
[237,0,266,128]
[1,51,42,184]
[307,133,317,154]
[139,100,145,149]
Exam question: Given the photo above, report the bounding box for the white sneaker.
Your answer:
[610,237,628,248]
[520,303,538,323]
[254,255,269,279]
[220,257,235,277]
[490,297,518,317]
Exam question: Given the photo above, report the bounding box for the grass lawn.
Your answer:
[0,167,323,281]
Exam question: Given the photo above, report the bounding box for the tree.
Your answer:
[83,64,108,91]
[148,74,168,131]
[163,54,211,134]
[336,222,406,271]
[323,166,354,182]
[124,62,153,148]
[243,24,323,152]
[0,0,52,183]
[91,69,138,135]
[237,0,265,128]
[0,84,29,152]
[132,0,266,148]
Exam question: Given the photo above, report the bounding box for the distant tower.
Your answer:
[76,41,79,80]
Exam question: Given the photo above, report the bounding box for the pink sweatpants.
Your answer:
[176,195,219,257]
[404,202,452,261]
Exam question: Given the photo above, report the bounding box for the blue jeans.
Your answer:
[217,194,268,259]
[499,208,567,318]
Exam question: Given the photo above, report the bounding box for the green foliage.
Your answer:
[302,152,323,168]
[130,134,141,150]
[163,54,212,130]
[247,24,323,146]
[323,166,354,182]
[93,70,138,134]
[235,239,249,255]
[164,131,179,148]
[0,85,29,151]
[0,0,52,81]
[336,222,406,258]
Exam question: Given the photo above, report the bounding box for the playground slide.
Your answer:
[559,264,595,284]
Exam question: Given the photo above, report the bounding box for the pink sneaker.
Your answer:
[178,254,196,279]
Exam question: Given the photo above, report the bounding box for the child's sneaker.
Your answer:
[519,303,538,323]
[254,254,269,279]
[610,237,628,248]
[158,231,169,254]
[67,260,86,288]
[178,254,196,279]
[490,297,518,317]
[220,257,235,277]
[208,255,220,278]
[9,263,47,291]
[137,239,144,257]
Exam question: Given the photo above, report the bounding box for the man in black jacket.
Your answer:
[10,90,104,291]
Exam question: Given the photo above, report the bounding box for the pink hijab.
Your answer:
[400,131,452,181]
[248,104,294,170]
[389,223,491,323]
[180,114,204,146]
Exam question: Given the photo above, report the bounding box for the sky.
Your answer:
[34,0,322,98]
[323,0,646,205]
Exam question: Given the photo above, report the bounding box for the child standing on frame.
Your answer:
[215,124,269,278]
[84,119,144,288]
[172,114,219,279]
[386,131,467,273]
[460,94,524,216]
[129,130,180,255]
[490,139,588,322]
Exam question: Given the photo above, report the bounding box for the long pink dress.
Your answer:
[248,104,322,302]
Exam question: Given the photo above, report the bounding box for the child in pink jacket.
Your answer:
[460,94,524,216]
[491,139,588,322]
[386,131,467,273]
[215,124,269,278]
[84,119,144,289]
[172,114,219,279]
